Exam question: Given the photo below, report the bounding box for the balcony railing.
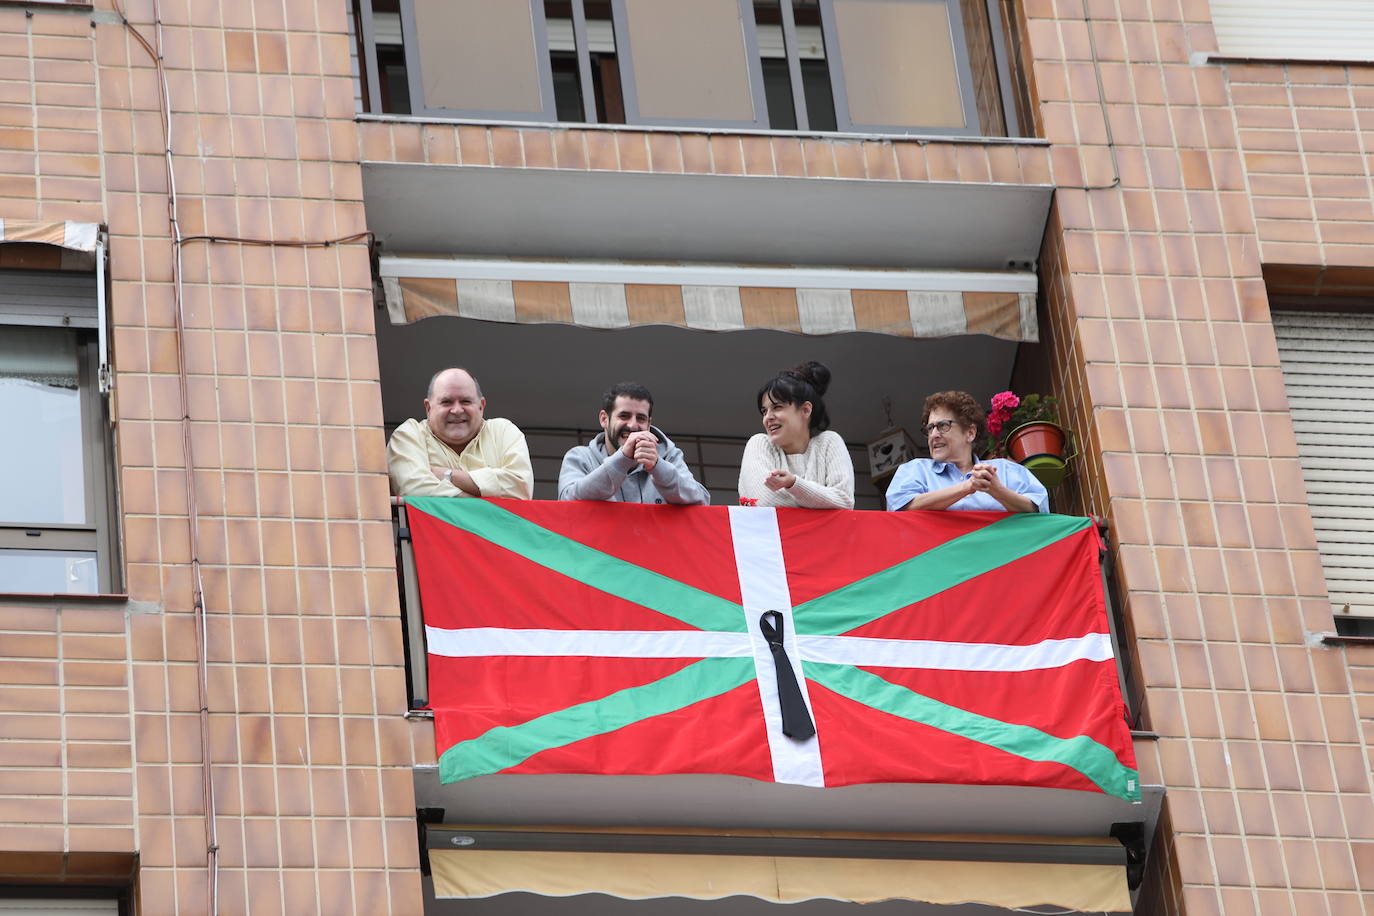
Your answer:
[394,498,1139,723]
[353,0,1025,138]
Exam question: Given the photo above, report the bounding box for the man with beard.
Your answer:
[388,367,533,499]
[558,382,709,505]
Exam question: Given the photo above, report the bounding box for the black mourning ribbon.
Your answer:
[758,611,816,740]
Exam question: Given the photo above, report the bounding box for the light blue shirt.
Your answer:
[884,457,1049,513]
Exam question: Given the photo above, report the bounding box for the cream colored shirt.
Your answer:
[737,430,855,509]
[387,416,533,499]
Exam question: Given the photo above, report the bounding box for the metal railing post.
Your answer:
[1095,517,1140,726]
[396,502,430,708]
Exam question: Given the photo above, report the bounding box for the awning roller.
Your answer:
[429,847,1131,911]
[380,256,1039,342]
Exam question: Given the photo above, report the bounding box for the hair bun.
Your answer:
[788,361,831,397]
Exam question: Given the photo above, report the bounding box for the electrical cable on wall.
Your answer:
[112,0,375,910]
[1055,0,1122,193]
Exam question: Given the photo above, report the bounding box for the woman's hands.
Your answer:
[970,463,1037,512]
[764,469,797,491]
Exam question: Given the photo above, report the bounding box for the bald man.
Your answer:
[386,367,533,499]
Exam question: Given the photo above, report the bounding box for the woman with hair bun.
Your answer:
[738,361,854,509]
[885,390,1047,513]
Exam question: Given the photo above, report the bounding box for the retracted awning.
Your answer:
[0,219,98,251]
[0,219,100,271]
[426,828,1131,913]
[380,256,1039,342]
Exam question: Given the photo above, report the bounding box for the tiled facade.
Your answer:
[355,118,1057,183]
[1020,0,1374,912]
[0,0,416,912]
[2,0,1374,914]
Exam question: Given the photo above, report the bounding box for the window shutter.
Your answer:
[1273,310,1374,615]
[1208,0,1374,62]
[0,269,98,328]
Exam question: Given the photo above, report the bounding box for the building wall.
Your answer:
[1020,0,1374,911]
[0,1,420,912]
[5,0,1374,913]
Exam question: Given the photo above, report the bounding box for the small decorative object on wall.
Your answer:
[985,390,1075,488]
[866,396,918,491]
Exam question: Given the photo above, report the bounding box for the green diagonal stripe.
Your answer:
[806,662,1139,802]
[408,497,747,633]
[438,656,758,782]
[795,513,1093,636]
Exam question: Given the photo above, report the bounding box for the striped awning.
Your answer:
[380,256,1039,342]
[0,219,100,270]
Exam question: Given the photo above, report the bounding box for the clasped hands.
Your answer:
[620,430,659,471]
[967,463,1004,495]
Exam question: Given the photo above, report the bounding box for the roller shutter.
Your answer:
[0,902,118,915]
[1273,310,1374,615]
[1208,0,1374,62]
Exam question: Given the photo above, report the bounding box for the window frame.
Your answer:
[818,0,982,136]
[398,0,562,122]
[0,272,120,596]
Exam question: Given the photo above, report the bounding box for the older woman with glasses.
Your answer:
[885,390,1047,513]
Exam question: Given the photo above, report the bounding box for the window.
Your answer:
[405,0,559,120]
[822,0,978,133]
[357,0,1010,136]
[1273,309,1374,618]
[0,271,118,595]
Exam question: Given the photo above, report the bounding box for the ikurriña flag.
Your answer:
[405,496,1139,802]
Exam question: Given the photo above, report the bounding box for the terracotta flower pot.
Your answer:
[1005,421,1066,462]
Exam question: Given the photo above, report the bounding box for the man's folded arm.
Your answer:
[387,423,465,497]
[468,423,534,499]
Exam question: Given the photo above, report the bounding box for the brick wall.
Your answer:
[1021,0,1374,911]
[0,0,420,912]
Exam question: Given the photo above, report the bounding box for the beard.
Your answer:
[605,421,641,452]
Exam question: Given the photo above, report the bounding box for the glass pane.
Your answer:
[588,1,625,123]
[624,0,755,122]
[378,47,412,114]
[831,0,966,129]
[0,327,86,525]
[413,0,545,114]
[761,58,797,129]
[801,58,836,130]
[0,548,98,595]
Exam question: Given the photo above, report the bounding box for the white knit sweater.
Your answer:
[737,430,855,509]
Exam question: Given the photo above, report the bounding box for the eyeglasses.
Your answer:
[923,419,959,436]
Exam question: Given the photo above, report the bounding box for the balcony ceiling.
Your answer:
[361,162,1053,270]
[376,314,1018,446]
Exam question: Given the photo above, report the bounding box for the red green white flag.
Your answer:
[405,497,1139,803]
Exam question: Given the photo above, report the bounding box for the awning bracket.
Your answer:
[1110,821,1146,889]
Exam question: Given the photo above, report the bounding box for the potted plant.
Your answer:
[985,390,1073,488]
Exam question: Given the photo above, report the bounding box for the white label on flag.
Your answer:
[728,506,825,788]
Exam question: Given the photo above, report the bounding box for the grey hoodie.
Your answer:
[558,426,710,505]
